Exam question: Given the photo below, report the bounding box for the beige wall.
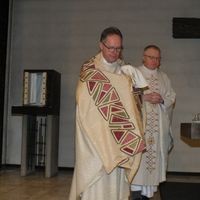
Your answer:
[4,0,200,172]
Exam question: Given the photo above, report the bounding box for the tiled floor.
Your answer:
[0,167,199,200]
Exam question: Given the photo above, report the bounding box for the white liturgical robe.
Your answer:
[69,53,146,200]
[131,65,176,198]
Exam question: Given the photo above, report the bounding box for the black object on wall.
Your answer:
[173,17,200,38]
[0,1,10,167]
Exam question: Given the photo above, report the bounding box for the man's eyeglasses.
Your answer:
[102,42,123,53]
[144,55,161,61]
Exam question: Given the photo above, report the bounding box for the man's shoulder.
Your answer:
[158,68,168,76]
[81,56,96,70]
[157,69,173,83]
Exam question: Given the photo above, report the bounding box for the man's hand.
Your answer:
[143,92,164,104]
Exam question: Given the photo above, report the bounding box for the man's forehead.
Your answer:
[145,48,160,54]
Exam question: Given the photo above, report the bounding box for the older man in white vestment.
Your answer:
[131,45,176,200]
[69,27,148,200]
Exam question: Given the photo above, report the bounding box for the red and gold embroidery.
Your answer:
[80,60,145,156]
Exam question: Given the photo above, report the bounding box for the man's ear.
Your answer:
[99,42,103,50]
[142,55,145,63]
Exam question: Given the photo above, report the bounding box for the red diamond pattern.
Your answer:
[81,66,144,156]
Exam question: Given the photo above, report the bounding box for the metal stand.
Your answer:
[21,115,59,177]
[12,69,61,177]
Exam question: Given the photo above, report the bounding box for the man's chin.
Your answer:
[108,59,117,63]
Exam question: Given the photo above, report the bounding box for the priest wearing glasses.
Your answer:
[69,27,147,200]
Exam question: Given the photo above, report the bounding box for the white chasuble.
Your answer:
[131,65,176,198]
[69,56,145,200]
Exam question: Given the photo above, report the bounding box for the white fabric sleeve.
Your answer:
[120,65,148,88]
